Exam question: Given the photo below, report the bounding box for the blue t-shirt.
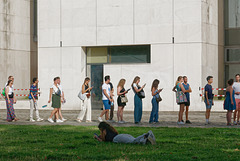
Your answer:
[182,83,190,102]
[29,84,37,99]
[204,84,213,100]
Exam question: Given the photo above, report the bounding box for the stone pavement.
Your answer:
[0,109,239,128]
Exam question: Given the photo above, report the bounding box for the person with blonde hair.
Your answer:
[117,79,129,123]
[132,76,146,124]
[172,76,189,125]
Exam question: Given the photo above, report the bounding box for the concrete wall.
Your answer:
[0,0,32,102]
[38,0,224,111]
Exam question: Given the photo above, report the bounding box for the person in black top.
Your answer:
[117,79,129,123]
[109,81,115,122]
[94,122,156,145]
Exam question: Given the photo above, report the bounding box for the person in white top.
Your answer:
[4,76,16,102]
[55,77,67,122]
[48,77,63,123]
[233,74,240,125]
[77,77,93,122]
[98,76,113,122]
[5,80,19,122]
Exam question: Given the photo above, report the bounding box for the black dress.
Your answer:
[117,88,126,107]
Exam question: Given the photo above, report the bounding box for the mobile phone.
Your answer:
[144,83,146,86]
[126,88,131,92]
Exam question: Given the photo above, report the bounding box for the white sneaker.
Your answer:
[76,119,82,123]
[147,130,156,145]
[98,117,103,122]
[62,118,67,122]
[118,121,125,124]
[48,118,54,123]
[30,119,35,122]
[36,118,44,122]
[56,119,63,123]
[177,121,185,125]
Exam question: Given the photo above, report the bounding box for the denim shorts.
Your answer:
[103,100,111,110]
[205,99,213,109]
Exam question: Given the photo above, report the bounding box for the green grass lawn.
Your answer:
[0,125,240,161]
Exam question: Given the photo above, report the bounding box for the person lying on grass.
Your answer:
[94,122,156,145]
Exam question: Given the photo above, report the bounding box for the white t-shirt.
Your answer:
[5,82,14,89]
[102,83,111,100]
[51,84,61,95]
[133,83,138,93]
[233,82,240,99]
[6,86,13,95]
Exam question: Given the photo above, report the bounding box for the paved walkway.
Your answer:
[0,109,239,128]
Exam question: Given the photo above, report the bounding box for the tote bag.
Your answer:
[176,91,187,104]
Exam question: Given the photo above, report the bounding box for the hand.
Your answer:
[231,101,234,105]
[159,89,163,92]
[90,87,93,90]
[33,99,36,103]
[8,100,10,104]
[207,101,210,105]
[142,84,146,88]
[48,100,51,103]
[124,91,128,94]
[61,100,64,103]
[212,102,214,105]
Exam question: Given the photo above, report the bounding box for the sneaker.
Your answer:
[48,118,54,123]
[98,117,103,122]
[177,121,185,125]
[36,118,44,122]
[76,119,82,123]
[186,120,192,124]
[56,119,63,123]
[234,121,237,125]
[147,130,156,145]
[61,118,67,122]
[30,119,35,122]
[118,121,124,124]
[86,120,92,123]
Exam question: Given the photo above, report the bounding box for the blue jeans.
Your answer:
[134,94,142,123]
[113,134,147,144]
[149,98,159,123]
[204,99,213,109]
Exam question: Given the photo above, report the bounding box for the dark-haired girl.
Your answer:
[94,122,156,145]
[224,79,236,125]
[5,80,18,122]
[149,79,162,123]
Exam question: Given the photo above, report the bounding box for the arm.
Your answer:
[5,87,10,104]
[205,90,209,105]
[230,88,234,105]
[152,87,160,96]
[30,92,36,102]
[117,87,127,96]
[180,84,186,93]
[134,84,145,93]
[186,86,192,93]
[103,89,112,102]
[48,88,53,103]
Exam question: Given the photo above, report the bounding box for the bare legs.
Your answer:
[178,104,185,122]
[100,109,109,120]
[233,108,240,123]
[117,106,124,122]
[227,110,233,125]
[49,108,59,120]
[185,106,189,121]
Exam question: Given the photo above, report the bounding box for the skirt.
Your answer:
[52,94,61,108]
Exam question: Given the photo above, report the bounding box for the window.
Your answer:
[87,45,151,64]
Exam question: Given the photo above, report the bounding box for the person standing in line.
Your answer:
[204,76,214,125]
[77,77,93,122]
[182,76,192,124]
[109,81,115,122]
[98,76,113,122]
[48,77,63,123]
[55,77,67,122]
[117,79,129,123]
[172,76,188,125]
[149,79,162,124]
[29,78,43,122]
[5,80,19,122]
[224,79,236,126]
[233,74,240,125]
[94,122,156,145]
[132,76,146,124]
[4,76,16,103]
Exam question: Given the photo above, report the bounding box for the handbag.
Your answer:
[137,87,145,99]
[156,94,162,102]
[120,95,128,103]
[2,88,5,96]
[176,91,187,104]
[78,89,86,101]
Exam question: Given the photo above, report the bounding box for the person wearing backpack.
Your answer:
[132,76,146,124]
[149,79,163,124]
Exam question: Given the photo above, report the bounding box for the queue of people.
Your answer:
[1,74,240,126]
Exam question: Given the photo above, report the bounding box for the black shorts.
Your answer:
[185,101,190,106]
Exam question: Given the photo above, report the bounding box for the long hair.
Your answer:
[98,122,118,134]
[175,76,183,86]
[7,80,13,86]
[132,76,140,87]
[117,79,126,88]
[151,79,159,90]
[84,77,90,85]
